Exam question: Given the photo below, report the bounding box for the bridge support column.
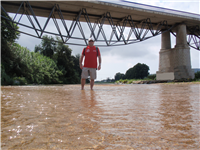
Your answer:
[156,24,194,80]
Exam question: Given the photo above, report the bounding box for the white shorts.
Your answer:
[81,67,96,80]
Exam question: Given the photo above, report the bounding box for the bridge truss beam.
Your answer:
[1,1,200,50]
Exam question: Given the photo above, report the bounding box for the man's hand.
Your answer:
[79,55,84,69]
[80,64,83,69]
[98,56,101,71]
[98,65,101,70]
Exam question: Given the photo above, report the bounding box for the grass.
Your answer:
[116,78,153,84]
[115,78,200,84]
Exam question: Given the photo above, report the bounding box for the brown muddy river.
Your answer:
[1,84,200,149]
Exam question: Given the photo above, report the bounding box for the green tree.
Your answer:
[71,54,82,83]
[10,43,62,84]
[34,36,81,84]
[1,13,20,84]
[125,67,134,79]
[34,35,56,58]
[1,12,20,43]
[1,65,13,85]
[195,71,200,79]
[125,63,149,79]
[54,40,77,83]
[115,72,125,81]
[106,77,111,82]
[147,74,156,80]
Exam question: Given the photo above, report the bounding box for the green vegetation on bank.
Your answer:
[114,63,150,81]
[113,63,152,84]
[115,72,200,84]
[1,16,81,85]
[195,71,200,79]
[115,75,155,84]
[114,63,200,84]
[34,35,81,84]
[1,38,81,85]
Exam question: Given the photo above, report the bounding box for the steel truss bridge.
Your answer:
[1,1,200,50]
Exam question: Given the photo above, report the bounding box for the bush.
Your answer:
[10,43,63,84]
[195,71,200,79]
[1,65,13,85]
[122,79,128,83]
[147,74,156,80]
[127,80,133,84]
[125,63,149,79]
[13,77,27,85]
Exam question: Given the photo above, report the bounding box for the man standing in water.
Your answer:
[79,37,101,90]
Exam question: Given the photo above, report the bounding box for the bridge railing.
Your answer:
[98,0,200,20]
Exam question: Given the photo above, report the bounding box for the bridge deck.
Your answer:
[2,0,199,29]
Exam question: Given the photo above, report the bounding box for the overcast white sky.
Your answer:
[13,0,200,81]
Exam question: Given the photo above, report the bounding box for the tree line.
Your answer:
[114,63,200,82]
[1,15,81,85]
[114,63,152,81]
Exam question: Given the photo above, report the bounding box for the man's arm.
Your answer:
[98,55,101,70]
[79,54,84,69]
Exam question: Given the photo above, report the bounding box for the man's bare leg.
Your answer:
[90,79,94,90]
[81,78,86,90]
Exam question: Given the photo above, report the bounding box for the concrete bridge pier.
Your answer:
[156,24,194,80]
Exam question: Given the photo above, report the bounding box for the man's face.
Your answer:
[89,40,94,46]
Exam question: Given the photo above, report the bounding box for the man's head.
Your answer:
[88,37,94,47]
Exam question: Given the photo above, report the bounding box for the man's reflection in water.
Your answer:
[158,85,198,147]
[79,90,103,143]
[81,90,97,109]
[89,90,97,108]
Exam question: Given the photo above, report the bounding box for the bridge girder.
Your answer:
[1,1,200,50]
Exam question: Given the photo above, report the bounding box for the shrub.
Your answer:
[122,79,128,83]
[195,71,200,79]
[147,74,156,80]
[1,65,13,85]
[13,77,27,85]
[127,80,132,84]
[10,43,63,84]
[125,63,149,79]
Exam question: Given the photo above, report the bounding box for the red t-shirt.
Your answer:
[82,46,101,68]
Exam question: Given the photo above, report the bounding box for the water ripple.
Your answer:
[1,84,200,149]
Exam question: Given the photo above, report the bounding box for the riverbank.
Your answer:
[115,79,200,84]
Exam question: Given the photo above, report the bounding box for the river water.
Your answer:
[1,83,200,149]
